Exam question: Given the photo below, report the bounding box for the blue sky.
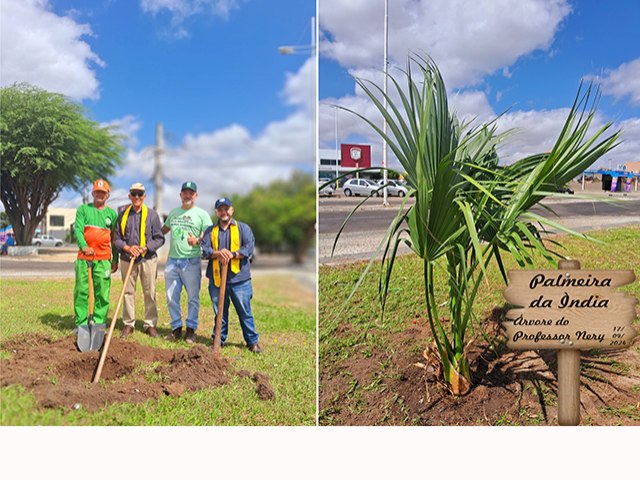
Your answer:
[319,0,640,171]
[1,0,316,213]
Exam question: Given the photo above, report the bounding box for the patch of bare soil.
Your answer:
[319,313,640,426]
[1,334,275,412]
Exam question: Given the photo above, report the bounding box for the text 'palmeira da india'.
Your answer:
[502,270,638,350]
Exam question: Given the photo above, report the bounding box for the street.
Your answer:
[318,193,640,264]
[0,249,317,292]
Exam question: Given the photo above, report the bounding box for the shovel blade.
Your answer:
[77,323,105,352]
[77,324,92,352]
[89,323,106,351]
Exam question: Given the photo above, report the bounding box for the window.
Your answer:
[49,215,65,227]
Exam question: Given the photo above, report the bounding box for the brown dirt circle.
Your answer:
[319,313,640,426]
[1,334,275,412]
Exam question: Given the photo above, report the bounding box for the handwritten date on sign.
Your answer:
[503,270,638,350]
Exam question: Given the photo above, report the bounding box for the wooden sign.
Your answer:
[503,269,638,351]
[503,260,638,426]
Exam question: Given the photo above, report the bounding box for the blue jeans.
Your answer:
[165,257,202,331]
[208,279,259,346]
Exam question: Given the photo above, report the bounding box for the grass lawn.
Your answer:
[319,226,640,424]
[0,273,316,426]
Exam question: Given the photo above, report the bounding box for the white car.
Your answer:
[377,179,408,197]
[342,178,380,197]
[32,234,63,247]
[318,180,335,197]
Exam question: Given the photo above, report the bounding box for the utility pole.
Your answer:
[382,0,389,206]
[334,106,339,187]
[153,122,164,217]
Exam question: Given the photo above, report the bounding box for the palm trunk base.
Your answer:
[446,364,472,396]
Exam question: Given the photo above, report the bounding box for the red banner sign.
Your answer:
[340,144,371,168]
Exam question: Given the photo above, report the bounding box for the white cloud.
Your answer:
[104,58,315,214]
[283,57,316,112]
[0,0,103,100]
[588,58,640,106]
[495,108,573,162]
[613,117,640,166]
[319,0,639,175]
[320,0,571,88]
[140,0,244,38]
[318,0,574,162]
[101,115,143,149]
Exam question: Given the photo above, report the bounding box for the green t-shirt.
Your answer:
[164,206,213,259]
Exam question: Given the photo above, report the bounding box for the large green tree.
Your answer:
[0,83,123,245]
[226,171,316,264]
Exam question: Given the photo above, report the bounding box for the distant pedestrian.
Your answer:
[0,233,14,255]
[113,183,165,338]
[73,179,118,330]
[161,181,213,343]
[201,197,261,353]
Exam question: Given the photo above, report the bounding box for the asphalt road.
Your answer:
[318,196,640,234]
[318,193,640,264]
[0,249,316,292]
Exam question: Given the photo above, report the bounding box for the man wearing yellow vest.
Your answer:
[201,197,261,353]
[113,183,165,338]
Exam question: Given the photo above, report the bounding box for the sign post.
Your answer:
[502,260,638,425]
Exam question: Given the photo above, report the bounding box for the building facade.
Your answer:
[39,207,76,240]
[319,143,373,182]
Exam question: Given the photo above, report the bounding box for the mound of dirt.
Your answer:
[1,334,275,413]
[319,317,640,426]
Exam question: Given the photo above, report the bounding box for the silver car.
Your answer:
[318,180,335,197]
[31,234,63,247]
[377,179,408,197]
[342,178,380,197]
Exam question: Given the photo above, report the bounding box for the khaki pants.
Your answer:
[120,256,159,329]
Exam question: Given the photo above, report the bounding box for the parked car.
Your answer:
[318,180,335,197]
[342,178,380,197]
[31,234,63,247]
[376,179,408,197]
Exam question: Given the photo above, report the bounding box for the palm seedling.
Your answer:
[337,53,620,395]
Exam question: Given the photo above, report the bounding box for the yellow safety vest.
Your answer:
[212,222,240,287]
[120,204,147,257]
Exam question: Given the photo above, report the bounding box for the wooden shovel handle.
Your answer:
[92,259,135,383]
[212,262,229,357]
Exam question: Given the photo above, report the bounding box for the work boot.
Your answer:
[248,343,262,354]
[165,327,182,341]
[185,327,196,344]
[144,326,159,338]
[120,326,134,338]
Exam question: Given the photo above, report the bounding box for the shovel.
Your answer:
[93,259,135,383]
[77,258,105,352]
[212,262,229,357]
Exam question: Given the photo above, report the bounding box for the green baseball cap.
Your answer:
[181,181,197,192]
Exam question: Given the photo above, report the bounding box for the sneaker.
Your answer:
[248,343,262,354]
[185,327,196,344]
[120,326,134,338]
[165,327,182,341]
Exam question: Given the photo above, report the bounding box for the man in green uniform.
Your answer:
[73,179,119,329]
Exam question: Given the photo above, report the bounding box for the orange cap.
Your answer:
[92,179,110,193]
